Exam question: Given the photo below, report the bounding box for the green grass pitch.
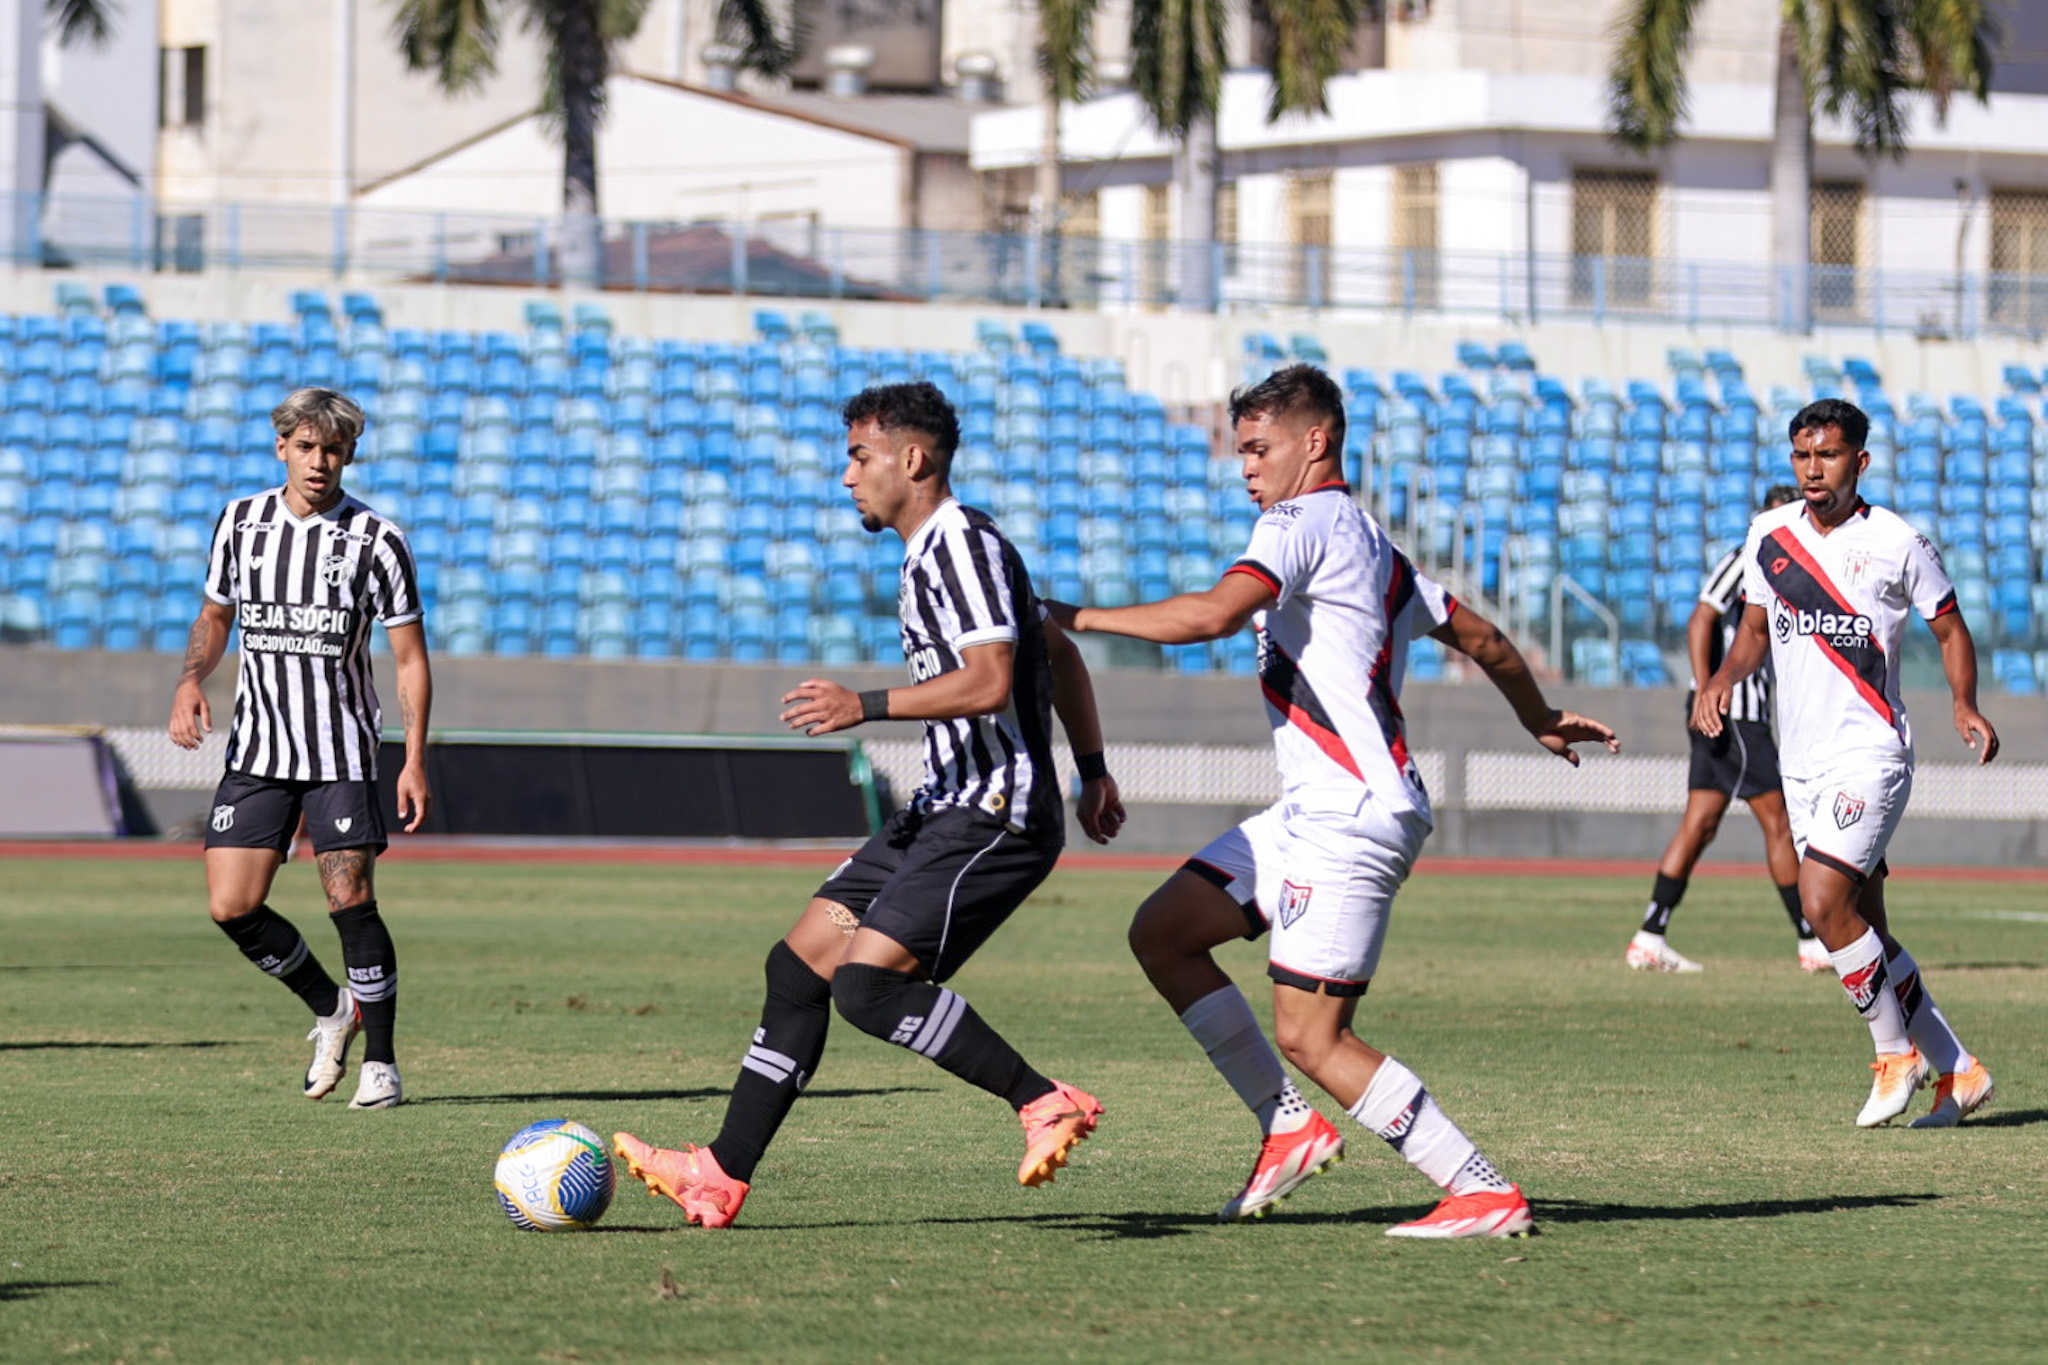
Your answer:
[3,854,2044,1363]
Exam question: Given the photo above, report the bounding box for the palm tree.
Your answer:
[1127,0,1375,311]
[1035,0,1099,305]
[49,0,117,46]
[392,0,791,287]
[1607,0,1998,333]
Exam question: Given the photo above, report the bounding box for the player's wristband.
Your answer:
[1075,750,1109,782]
[858,689,890,723]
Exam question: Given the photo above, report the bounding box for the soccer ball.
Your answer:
[493,1119,615,1232]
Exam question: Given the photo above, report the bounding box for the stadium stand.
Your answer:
[0,283,2042,690]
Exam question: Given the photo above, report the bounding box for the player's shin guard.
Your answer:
[831,962,1053,1110]
[1347,1057,1514,1197]
[1179,984,1312,1135]
[331,900,398,1064]
[218,904,341,1016]
[1885,944,1965,1075]
[709,941,832,1183]
[1828,928,1911,1056]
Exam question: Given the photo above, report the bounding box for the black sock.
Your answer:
[1640,872,1687,935]
[710,942,833,1184]
[1778,883,1815,939]
[218,905,341,1016]
[331,900,398,1064]
[830,963,1054,1110]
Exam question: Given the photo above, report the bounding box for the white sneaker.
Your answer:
[1855,1048,1927,1128]
[303,988,359,1099]
[1625,932,1704,973]
[350,1061,403,1110]
[1796,937,1832,974]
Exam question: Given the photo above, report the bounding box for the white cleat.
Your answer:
[1855,1048,1927,1128]
[349,1061,403,1110]
[303,988,359,1099]
[1626,932,1704,973]
[1796,937,1832,974]
[1908,1060,1994,1128]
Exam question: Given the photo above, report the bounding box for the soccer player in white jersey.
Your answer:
[168,388,432,1111]
[1626,485,1826,975]
[1047,365,1618,1237]
[614,382,1127,1228]
[1697,398,1999,1128]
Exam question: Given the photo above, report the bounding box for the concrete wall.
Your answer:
[6,647,2041,867]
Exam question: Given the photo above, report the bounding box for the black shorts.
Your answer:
[1685,715,1782,801]
[815,804,1060,983]
[204,772,389,856]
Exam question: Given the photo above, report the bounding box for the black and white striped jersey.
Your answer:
[893,498,1063,841]
[204,487,422,782]
[1695,545,1772,724]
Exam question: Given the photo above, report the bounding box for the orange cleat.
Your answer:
[1219,1113,1345,1221]
[1385,1185,1536,1240]
[1908,1059,1995,1128]
[1017,1080,1102,1187]
[611,1133,749,1228]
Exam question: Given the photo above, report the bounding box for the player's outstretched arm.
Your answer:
[1693,604,1769,738]
[1042,613,1126,844]
[1431,605,1619,766]
[168,601,234,750]
[781,642,1015,736]
[1045,570,1273,645]
[387,620,434,832]
[1929,610,2000,764]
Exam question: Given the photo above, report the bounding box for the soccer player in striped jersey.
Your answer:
[1626,485,1826,974]
[614,382,1127,1227]
[1697,398,1999,1128]
[168,388,431,1111]
[1048,365,1617,1238]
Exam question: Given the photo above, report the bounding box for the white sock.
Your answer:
[1829,929,1912,1056]
[1885,944,1967,1075]
[1345,1057,1512,1196]
[1178,985,1310,1135]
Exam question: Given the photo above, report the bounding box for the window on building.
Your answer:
[1289,169,1334,305]
[1570,169,1656,307]
[1217,181,1240,275]
[1391,162,1440,308]
[1061,191,1100,242]
[1142,182,1171,306]
[1989,189,2048,329]
[159,47,206,130]
[1811,180,1864,319]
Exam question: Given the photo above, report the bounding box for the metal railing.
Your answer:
[14,190,2048,339]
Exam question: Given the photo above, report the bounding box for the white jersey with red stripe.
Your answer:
[1739,497,1957,778]
[1226,483,1456,825]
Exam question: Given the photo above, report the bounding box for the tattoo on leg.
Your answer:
[824,902,860,937]
[317,849,375,911]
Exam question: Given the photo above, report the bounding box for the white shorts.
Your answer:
[1783,757,1911,882]
[1185,798,1430,996]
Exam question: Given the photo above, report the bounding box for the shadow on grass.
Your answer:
[0,1040,238,1051]
[1961,1107,2048,1129]
[414,1086,934,1107]
[1924,961,2048,972]
[0,1281,105,1302]
[903,1191,1946,1240]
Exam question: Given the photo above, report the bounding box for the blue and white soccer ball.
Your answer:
[494,1119,615,1232]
